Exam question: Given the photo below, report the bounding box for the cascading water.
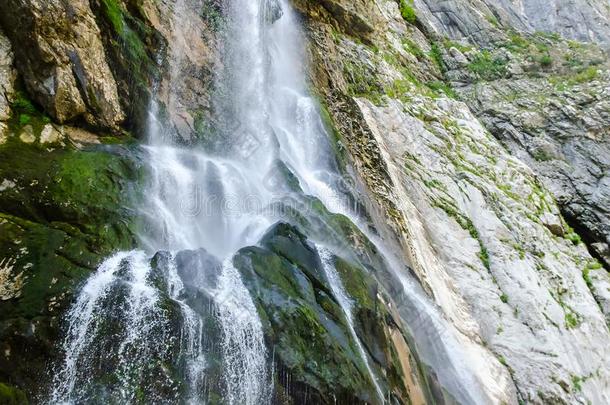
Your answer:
[51,0,497,403]
[318,246,386,402]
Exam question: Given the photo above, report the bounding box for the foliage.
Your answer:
[564,226,582,245]
[426,80,458,99]
[538,53,552,67]
[0,383,27,404]
[399,0,417,24]
[8,89,51,134]
[429,42,445,72]
[467,51,507,81]
[402,38,425,59]
[582,260,603,290]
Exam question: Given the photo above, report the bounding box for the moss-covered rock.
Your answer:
[0,136,140,400]
[233,222,426,404]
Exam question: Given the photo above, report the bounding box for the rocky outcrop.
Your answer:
[0,0,219,138]
[0,136,140,398]
[0,0,125,131]
[436,33,610,272]
[295,0,610,403]
[233,222,439,404]
[416,0,610,47]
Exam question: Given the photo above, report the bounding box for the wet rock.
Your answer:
[174,248,222,293]
[264,0,283,24]
[233,222,419,404]
[300,4,610,402]
[0,140,140,399]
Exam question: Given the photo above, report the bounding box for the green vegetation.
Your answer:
[399,0,417,24]
[564,226,582,245]
[500,293,509,303]
[98,0,158,130]
[532,148,553,162]
[582,260,602,290]
[486,14,500,28]
[429,42,445,72]
[343,60,384,104]
[8,90,52,135]
[442,39,473,53]
[551,288,582,329]
[569,66,598,84]
[467,51,507,81]
[0,383,27,404]
[480,247,491,271]
[201,1,224,31]
[565,312,580,329]
[426,80,458,99]
[538,53,553,67]
[571,375,583,392]
[402,38,425,59]
[11,91,38,115]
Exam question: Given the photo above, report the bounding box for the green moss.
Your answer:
[343,60,384,104]
[399,0,417,24]
[234,238,377,401]
[7,89,52,136]
[571,375,583,392]
[565,312,580,329]
[442,39,473,53]
[96,0,159,133]
[480,247,491,271]
[11,91,38,115]
[532,149,553,162]
[0,383,27,404]
[500,293,508,303]
[101,0,124,32]
[18,114,31,126]
[570,66,598,84]
[582,260,602,290]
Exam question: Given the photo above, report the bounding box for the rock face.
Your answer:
[0,0,125,130]
[0,31,15,123]
[416,0,610,47]
[294,0,610,403]
[440,34,610,271]
[234,222,425,404]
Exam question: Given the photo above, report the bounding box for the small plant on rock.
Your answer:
[399,0,417,24]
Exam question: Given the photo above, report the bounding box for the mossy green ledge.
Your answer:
[0,133,141,400]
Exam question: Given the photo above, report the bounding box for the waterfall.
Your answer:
[51,251,175,403]
[318,246,386,402]
[50,0,494,403]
